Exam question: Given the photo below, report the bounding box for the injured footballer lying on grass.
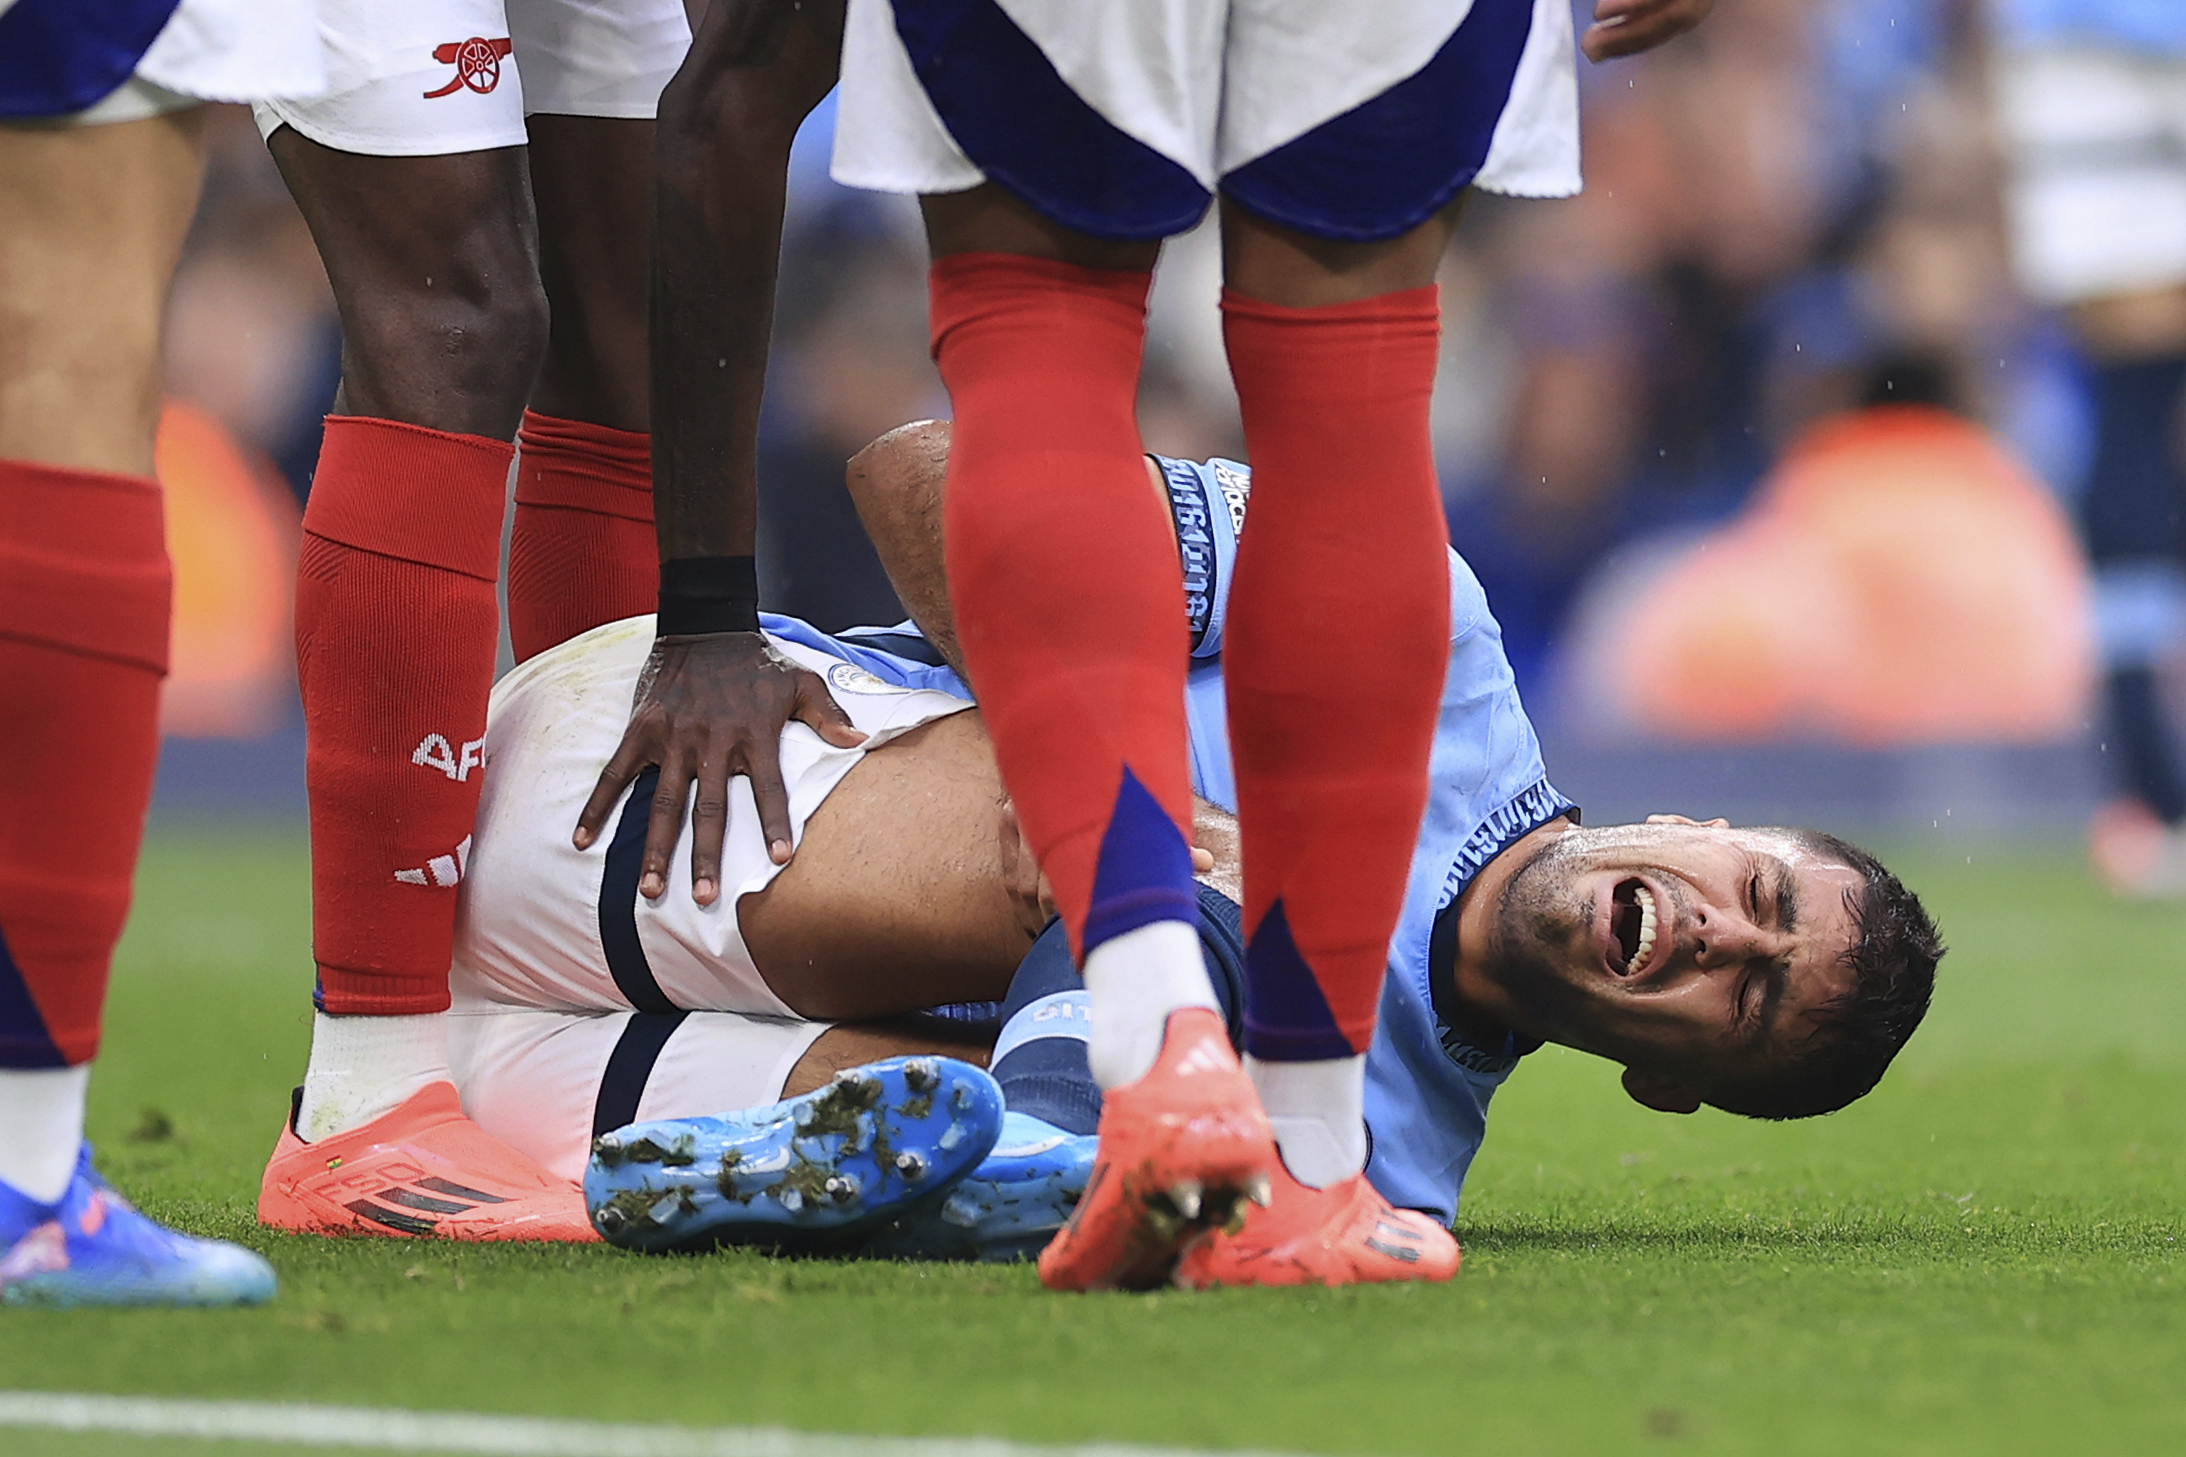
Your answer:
[261,420,1943,1285]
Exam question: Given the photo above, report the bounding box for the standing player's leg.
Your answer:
[0,108,274,1305]
[1218,202,1456,1187]
[1175,0,1572,1284]
[1993,44,2186,894]
[920,188,1275,1290]
[2075,288,2186,896]
[1171,202,1462,1288]
[254,132,596,1237]
[507,117,658,664]
[255,0,688,1235]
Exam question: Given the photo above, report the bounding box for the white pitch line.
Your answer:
[0,1392,1301,1457]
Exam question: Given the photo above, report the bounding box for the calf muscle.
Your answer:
[266,131,547,438]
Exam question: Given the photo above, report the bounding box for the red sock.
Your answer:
[930,254,1196,958]
[298,416,510,1017]
[508,410,655,664]
[0,459,170,1067]
[1221,286,1452,1059]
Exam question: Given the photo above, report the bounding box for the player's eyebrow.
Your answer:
[1752,960,1789,1040]
[1773,863,1799,933]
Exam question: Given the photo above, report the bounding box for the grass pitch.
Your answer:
[3,828,2182,1456]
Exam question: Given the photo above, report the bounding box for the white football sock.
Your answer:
[295,1012,453,1143]
[1082,920,1219,1090]
[1247,1053,1368,1190]
[0,1063,92,1205]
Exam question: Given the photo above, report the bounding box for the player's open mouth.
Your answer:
[1608,879,1659,978]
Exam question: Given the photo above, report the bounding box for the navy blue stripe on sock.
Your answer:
[1082,768,1199,954]
[1240,898,1357,1063]
[600,769,680,1015]
[0,923,66,1069]
[592,1011,690,1138]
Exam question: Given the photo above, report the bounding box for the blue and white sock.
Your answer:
[990,990,1100,1135]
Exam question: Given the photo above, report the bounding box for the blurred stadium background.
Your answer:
[16,6,2175,1448]
[151,0,2179,860]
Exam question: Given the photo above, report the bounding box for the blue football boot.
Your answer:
[864,1112,1096,1263]
[0,1146,277,1308]
[585,1057,1003,1254]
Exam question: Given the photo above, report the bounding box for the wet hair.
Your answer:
[1706,830,1943,1121]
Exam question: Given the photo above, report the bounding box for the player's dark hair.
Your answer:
[1706,831,1943,1121]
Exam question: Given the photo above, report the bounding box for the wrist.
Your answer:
[658,555,759,636]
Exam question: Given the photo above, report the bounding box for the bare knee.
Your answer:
[336,252,549,439]
[269,132,551,438]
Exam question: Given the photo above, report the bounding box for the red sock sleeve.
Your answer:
[508,410,655,664]
[931,254,1198,959]
[297,416,511,1016]
[1221,286,1453,1059]
[0,458,170,1066]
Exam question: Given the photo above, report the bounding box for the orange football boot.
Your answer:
[1172,1162,1459,1289]
[1037,1007,1277,1292]
[259,1082,598,1242]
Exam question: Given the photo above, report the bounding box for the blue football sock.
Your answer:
[990,884,1248,1134]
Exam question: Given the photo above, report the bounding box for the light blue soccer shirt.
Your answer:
[761,456,1574,1225]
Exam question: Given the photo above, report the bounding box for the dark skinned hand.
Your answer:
[573,632,865,903]
[1580,0,1716,62]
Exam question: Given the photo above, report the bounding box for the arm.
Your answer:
[1579,0,1715,62]
[844,419,1178,687]
[574,0,861,903]
[650,0,843,563]
[845,420,967,680]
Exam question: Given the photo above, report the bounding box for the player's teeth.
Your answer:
[1632,886,1657,971]
[1244,1173,1274,1208]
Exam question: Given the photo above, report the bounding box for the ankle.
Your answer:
[0,1064,92,1204]
[296,1011,452,1142]
[1083,921,1218,1089]
[1246,1053,1367,1189]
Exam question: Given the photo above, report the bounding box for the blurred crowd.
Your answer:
[160,0,2186,877]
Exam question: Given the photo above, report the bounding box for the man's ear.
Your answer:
[1621,1066,1703,1114]
[1643,813,1731,829]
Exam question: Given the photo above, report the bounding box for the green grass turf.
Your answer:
[3,828,2182,1456]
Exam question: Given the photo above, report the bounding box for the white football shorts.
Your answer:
[833,0,1580,242]
[251,0,690,157]
[1995,45,2186,304]
[450,614,976,1020]
[449,1006,827,1183]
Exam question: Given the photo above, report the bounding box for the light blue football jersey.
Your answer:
[762,455,1574,1225]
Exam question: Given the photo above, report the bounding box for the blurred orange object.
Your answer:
[154,399,299,737]
[1563,406,2093,745]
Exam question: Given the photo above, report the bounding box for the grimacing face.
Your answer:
[1478,817,1866,1110]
